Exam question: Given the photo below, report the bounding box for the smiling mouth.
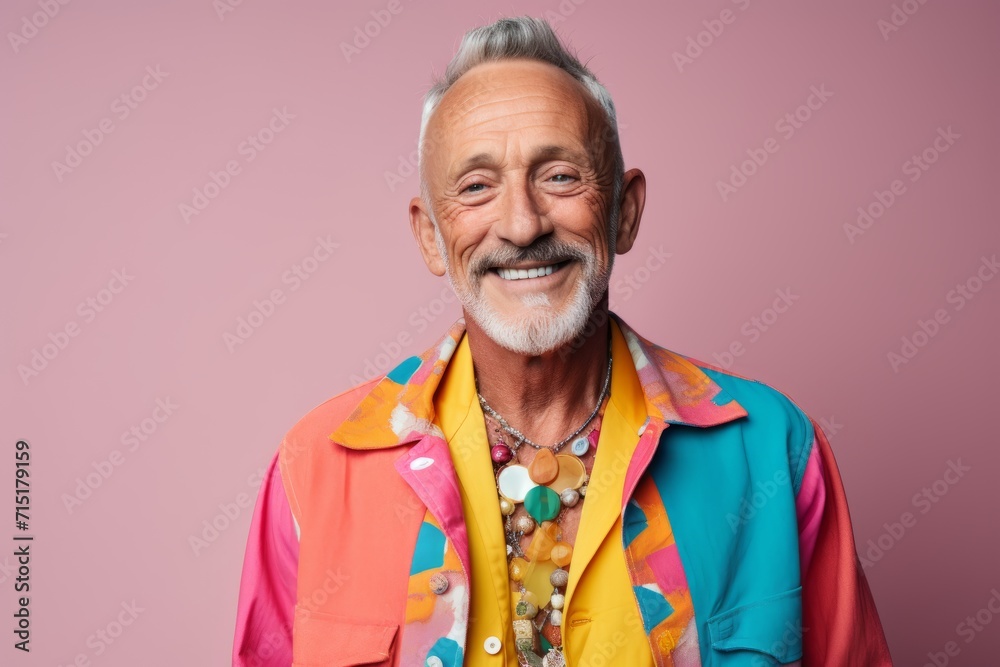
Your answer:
[491,259,572,281]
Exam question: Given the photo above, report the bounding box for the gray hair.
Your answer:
[417,16,625,242]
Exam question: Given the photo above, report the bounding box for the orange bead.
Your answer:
[525,521,560,561]
[540,520,561,539]
[550,541,573,568]
[509,557,529,581]
[549,455,587,493]
[528,448,560,485]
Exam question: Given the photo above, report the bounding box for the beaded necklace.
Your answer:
[475,334,612,667]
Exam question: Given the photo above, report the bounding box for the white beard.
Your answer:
[433,225,612,356]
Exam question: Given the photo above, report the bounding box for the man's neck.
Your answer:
[465,303,612,447]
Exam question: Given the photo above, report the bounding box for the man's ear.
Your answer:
[409,196,447,276]
[612,168,646,255]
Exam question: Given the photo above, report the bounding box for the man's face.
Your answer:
[412,58,622,355]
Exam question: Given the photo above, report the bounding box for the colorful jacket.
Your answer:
[233,312,893,666]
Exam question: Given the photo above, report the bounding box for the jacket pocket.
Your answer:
[292,606,398,667]
[706,586,803,665]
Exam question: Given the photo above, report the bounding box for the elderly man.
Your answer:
[233,16,891,667]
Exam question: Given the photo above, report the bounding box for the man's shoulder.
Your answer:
[694,355,811,429]
[676,350,817,490]
[280,377,382,460]
[276,377,385,525]
[620,315,813,442]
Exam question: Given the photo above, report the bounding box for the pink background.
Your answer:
[3,0,999,664]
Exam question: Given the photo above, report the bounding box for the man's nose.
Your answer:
[494,178,553,246]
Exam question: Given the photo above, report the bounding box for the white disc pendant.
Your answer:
[570,436,590,456]
[497,464,537,503]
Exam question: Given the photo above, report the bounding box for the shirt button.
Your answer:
[410,456,434,470]
[483,635,502,654]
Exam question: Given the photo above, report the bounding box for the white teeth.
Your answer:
[497,263,560,280]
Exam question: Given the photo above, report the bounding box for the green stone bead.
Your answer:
[524,486,561,523]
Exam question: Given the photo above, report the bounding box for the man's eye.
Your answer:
[550,174,574,183]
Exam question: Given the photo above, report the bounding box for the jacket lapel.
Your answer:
[394,434,473,580]
[329,317,467,450]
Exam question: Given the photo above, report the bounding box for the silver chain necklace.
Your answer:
[476,329,612,454]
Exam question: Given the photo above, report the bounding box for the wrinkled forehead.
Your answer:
[424,59,608,174]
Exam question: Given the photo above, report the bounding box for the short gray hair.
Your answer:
[417,16,625,240]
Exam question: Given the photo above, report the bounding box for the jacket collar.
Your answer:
[329,311,747,449]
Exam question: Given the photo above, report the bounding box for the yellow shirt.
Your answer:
[433,319,655,666]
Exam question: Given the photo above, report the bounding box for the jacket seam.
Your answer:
[707,585,802,624]
[278,438,304,530]
[790,411,815,498]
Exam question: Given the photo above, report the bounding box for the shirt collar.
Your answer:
[329,311,747,450]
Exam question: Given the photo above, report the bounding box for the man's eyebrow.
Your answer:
[450,152,496,180]
[531,145,589,165]
[449,145,590,181]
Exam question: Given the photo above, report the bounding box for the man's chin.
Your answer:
[466,301,590,357]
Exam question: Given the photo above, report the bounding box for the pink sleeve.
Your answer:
[797,421,894,666]
[795,441,827,582]
[233,447,298,666]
